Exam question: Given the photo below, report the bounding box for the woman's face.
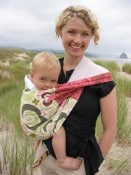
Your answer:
[60,17,92,58]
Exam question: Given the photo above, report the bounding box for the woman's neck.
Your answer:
[63,54,83,71]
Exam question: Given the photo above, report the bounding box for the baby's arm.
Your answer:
[34,140,41,151]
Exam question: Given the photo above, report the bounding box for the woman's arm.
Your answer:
[99,87,117,158]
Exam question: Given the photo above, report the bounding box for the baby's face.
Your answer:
[30,68,59,90]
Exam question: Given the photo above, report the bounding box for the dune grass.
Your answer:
[122,63,131,74]
[0,48,16,61]
[0,127,34,175]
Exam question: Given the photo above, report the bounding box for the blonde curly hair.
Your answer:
[31,52,60,73]
[55,5,99,45]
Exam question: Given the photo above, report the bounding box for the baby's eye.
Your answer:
[52,80,57,83]
[40,78,46,81]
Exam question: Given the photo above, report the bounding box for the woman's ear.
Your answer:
[56,29,62,38]
[59,31,62,38]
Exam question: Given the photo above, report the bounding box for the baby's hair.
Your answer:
[55,5,99,44]
[30,52,60,73]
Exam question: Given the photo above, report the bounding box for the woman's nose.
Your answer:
[73,34,81,43]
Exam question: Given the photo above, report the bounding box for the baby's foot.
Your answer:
[58,157,82,170]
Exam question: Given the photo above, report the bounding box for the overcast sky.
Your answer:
[0,0,131,57]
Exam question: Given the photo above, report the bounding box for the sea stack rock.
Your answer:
[120,53,128,59]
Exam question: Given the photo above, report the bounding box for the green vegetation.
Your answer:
[1,128,34,175]
[94,59,120,77]
[122,63,131,74]
[0,48,131,174]
[0,48,16,61]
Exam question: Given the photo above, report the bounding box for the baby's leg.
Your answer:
[52,127,81,170]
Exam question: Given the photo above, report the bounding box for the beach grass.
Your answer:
[122,63,131,74]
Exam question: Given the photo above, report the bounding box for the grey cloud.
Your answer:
[0,0,130,56]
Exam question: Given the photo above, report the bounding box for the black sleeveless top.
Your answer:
[44,58,115,175]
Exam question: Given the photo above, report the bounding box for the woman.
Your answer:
[33,5,117,175]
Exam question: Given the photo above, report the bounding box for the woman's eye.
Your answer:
[83,33,90,36]
[68,31,75,35]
